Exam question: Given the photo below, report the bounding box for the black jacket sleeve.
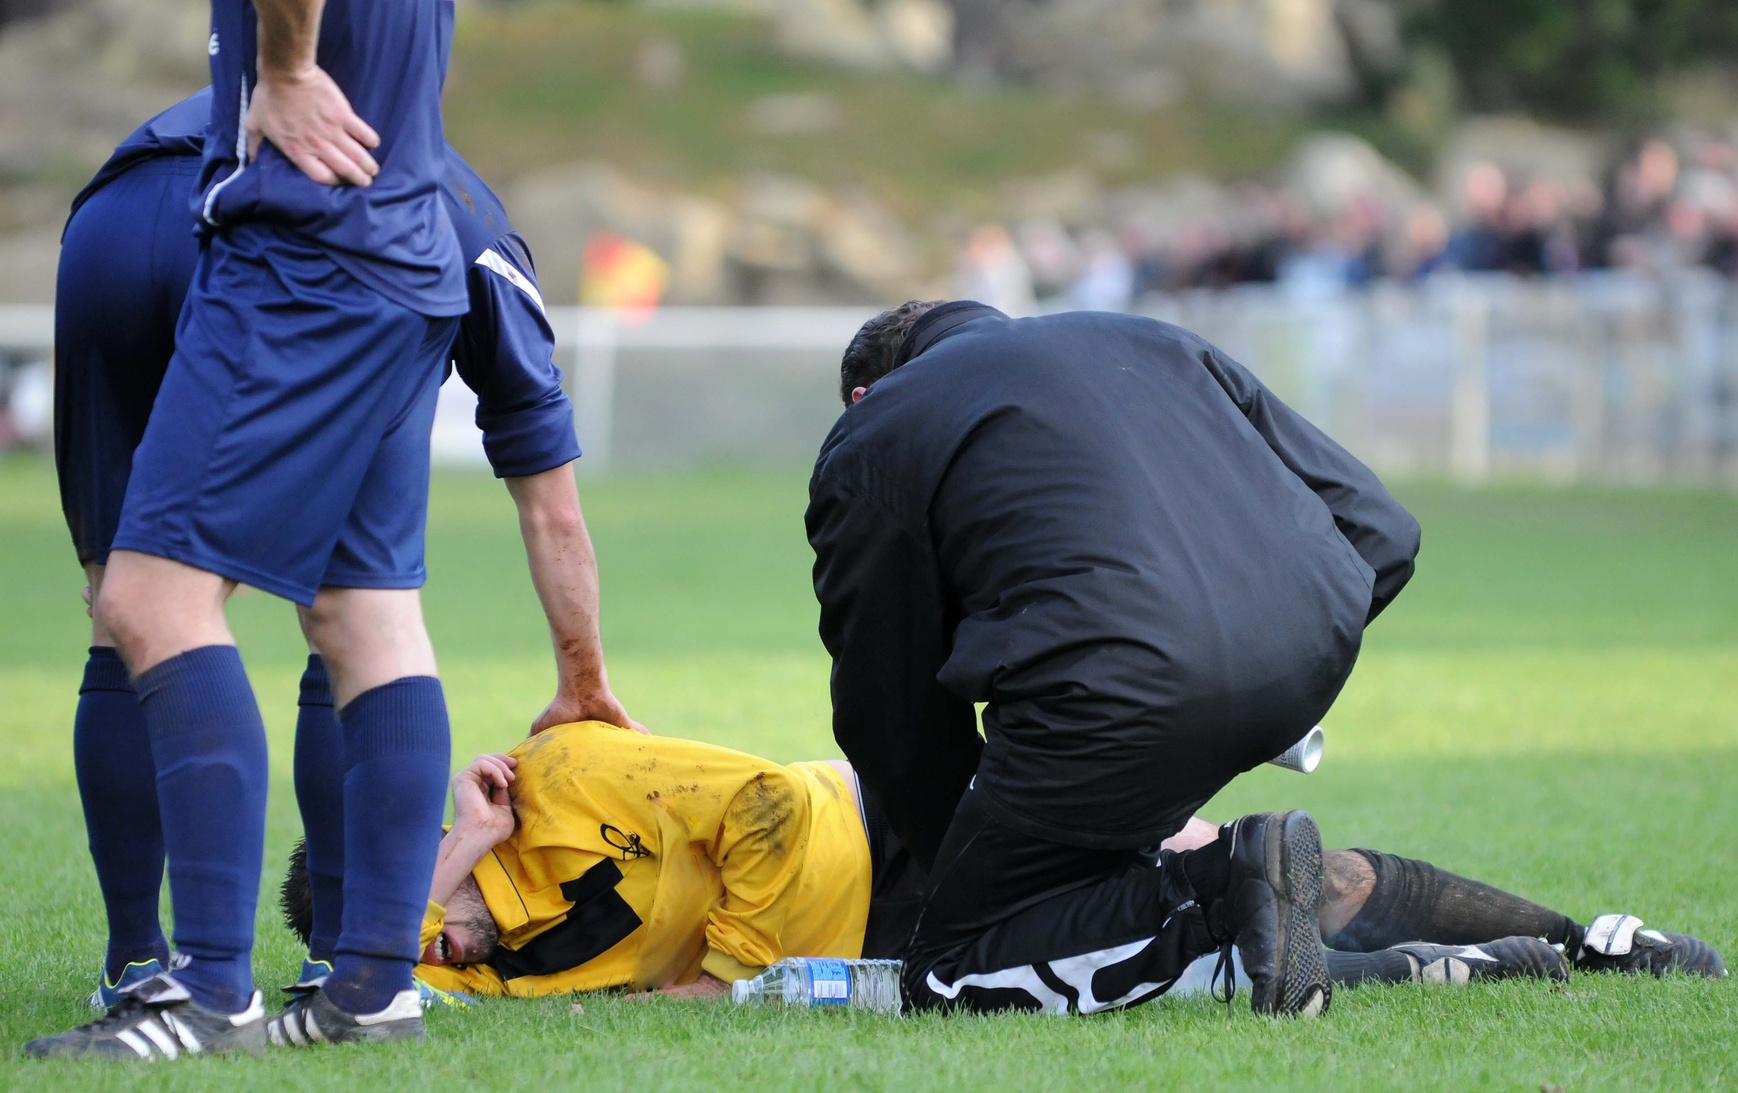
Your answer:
[1202,346,1422,621]
[806,459,982,870]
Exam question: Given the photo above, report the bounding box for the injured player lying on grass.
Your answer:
[278,721,1725,1010]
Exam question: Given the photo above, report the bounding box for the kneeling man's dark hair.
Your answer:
[839,299,945,406]
[280,838,314,947]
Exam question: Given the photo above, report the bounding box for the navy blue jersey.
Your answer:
[200,0,466,317]
[61,89,577,481]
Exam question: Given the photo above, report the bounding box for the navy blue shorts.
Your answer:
[54,158,203,567]
[111,222,459,606]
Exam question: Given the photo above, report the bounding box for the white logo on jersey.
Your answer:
[208,32,219,55]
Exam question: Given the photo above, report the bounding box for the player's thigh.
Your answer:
[113,224,441,606]
[53,160,201,568]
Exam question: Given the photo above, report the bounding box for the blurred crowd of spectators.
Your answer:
[957,136,1738,314]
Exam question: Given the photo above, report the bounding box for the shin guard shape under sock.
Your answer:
[73,647,170,979]
[292,655,344,963]
[1325,948,1417,986]
[138,645,268,1014]
[329,677,450,1015]
[1324,850,1578,952]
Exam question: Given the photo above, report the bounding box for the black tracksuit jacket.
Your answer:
[807,304,1421,867]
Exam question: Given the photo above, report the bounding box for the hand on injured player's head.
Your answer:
[451,753,518,846]
[530,687,648,737]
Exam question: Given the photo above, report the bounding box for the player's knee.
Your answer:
[93,573,149,661]
[94,553,233,669]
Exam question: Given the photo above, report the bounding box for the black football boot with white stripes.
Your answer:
[266,985,424,1047]
[1390,936,1571,984]
[1217,810,1332,1018]
[24,972,266,1061]
[1571,914,1727,979]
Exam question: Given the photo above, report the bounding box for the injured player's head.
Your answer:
[284,843,502,967]
[422,876,499,967]
[277,720,1724,1004]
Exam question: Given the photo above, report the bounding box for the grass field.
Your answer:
[0,456,1733,1089]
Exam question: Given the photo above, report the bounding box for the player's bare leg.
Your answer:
[271,586,447,1044]
[299,588,438,707]
[30,551,270,1058]
[98,552,237,673]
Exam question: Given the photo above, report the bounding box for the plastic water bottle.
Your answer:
[730,958,903,1015]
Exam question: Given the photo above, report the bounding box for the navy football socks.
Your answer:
[292,655,345,964]
[136,645,268,1015]
[328,676,450,1016]
[72,647,170,980]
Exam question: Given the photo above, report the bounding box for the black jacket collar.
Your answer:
[894,301,1006,369]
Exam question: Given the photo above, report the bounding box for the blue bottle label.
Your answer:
[806,959,851,1007]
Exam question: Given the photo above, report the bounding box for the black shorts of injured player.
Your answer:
[276,728,1723,1010]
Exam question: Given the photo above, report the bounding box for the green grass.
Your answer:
[0,456,1733,1089]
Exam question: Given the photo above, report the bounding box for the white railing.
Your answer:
[7,278,1738,486]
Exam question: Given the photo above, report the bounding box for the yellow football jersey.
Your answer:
[415,721,872,997]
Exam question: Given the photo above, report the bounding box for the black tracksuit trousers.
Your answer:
[901,787,1220,1014]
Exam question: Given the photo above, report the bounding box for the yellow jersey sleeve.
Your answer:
[701,765,813,976]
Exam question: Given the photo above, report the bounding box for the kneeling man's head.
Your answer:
[839,299,945,406]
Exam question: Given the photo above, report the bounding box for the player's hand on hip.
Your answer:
[530,689,648,736]
[247,64,381,187]
[451,753,518,845]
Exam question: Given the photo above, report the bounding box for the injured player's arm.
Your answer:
[420,753,519,968]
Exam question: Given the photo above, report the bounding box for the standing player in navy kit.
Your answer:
[37,86,640,1051]
[28,0,474,1058]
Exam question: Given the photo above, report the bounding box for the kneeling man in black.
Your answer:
[806,301,1423,1016]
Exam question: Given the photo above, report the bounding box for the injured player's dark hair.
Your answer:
[281,839,316,947]
[281,838,503,966]
[839,299,944,405]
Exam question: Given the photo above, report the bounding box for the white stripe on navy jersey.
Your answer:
[475,247,546,316]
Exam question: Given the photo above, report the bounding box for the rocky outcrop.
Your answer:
[506,164,920,307]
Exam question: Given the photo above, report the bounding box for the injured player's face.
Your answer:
[421,874,500,967]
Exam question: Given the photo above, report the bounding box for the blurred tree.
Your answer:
[1400,0,1738,120]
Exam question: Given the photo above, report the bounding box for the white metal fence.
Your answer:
[5,272,1738,486]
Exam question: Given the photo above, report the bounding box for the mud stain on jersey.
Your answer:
[728,770,798,857]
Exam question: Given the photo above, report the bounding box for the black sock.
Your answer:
[1325,849,1579,952]
[1180,838,1232,902]
[1326,949,1417,987]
